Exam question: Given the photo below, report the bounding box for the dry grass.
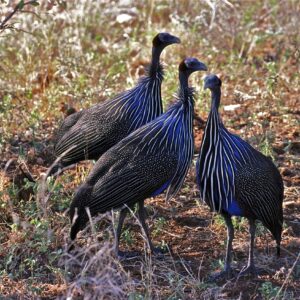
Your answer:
[0,0,299,299]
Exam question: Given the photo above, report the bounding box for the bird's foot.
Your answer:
[238,264,258,278]
[208,267,235,282]
[117,250,140,259]
[150,246,167,258]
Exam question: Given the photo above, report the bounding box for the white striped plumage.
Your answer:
[79,87,195,212]
[196,74,283,275]
[197,87,283,232]
[69,57,208,251]
[55,67,164,163]
[197,107,255,215]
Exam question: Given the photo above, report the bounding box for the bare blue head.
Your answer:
[204,74,222,109]
[150,33,180,74]
[179,57,207,74]
[152,32,181,49]
[179,57,207,90]
[204,74,222,90]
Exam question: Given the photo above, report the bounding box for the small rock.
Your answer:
[24,129,33,139]
[223,104,241,111]
[116,14,133,24]
[119,0,133,6]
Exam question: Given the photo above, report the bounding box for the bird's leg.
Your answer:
[115,208,128,255]
[209,214,234,280]
[137,200,161,255]
[223,214,234,277]
[239,218,257,277]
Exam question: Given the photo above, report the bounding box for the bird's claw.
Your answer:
[238,264,258,278]
[150,246,167,258]
[208,268,235,282]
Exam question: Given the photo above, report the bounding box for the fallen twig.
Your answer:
[0,0,39,33]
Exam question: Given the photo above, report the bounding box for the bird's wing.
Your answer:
[54,110,83,145]
[234,157,284,229]
[221,129,284,228]
[84,145,178,214]
[54,105,130,162]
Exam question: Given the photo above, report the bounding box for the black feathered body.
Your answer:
[197,105,284,243]
[70,87,195,234]
[235,156,283,243]
[54,110,83,145]
[55,66,164,165]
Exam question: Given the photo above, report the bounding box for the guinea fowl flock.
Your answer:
[51,32,284,279]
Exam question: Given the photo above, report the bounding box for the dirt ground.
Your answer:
[0,1,299,299]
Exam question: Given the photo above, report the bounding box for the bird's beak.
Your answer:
[167,35,181,45]
[194,61,208,72]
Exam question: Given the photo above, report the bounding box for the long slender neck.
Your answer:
[207,87,222,132]
[149,46,163,76]
[211,88,221,111]
[179,71,190,102]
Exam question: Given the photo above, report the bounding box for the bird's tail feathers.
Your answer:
[269,220,282,258]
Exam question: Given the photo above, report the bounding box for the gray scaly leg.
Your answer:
[137,201,154,252]
[210,214,234,280]
[137,200,162,255]
[239,218,257,277]
[224,214,234,275]
[115,208,128,255]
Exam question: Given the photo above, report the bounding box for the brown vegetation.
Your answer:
[0,0,299,299]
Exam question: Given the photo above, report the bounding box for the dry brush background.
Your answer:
[0,0,299,299]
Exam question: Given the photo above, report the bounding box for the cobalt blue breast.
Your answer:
[197,110,255,216]
[122,91,195,201]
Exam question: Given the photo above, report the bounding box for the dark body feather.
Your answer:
[70,58,207,252]
[53,33,180,170]
[55,67,164,164]
[235,155,283,241]
[196,74,283,277]
[197,109,283,241]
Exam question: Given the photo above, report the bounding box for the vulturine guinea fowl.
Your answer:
[69,58,207,254]
[196,74,284,278]
[52,32,180,173]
